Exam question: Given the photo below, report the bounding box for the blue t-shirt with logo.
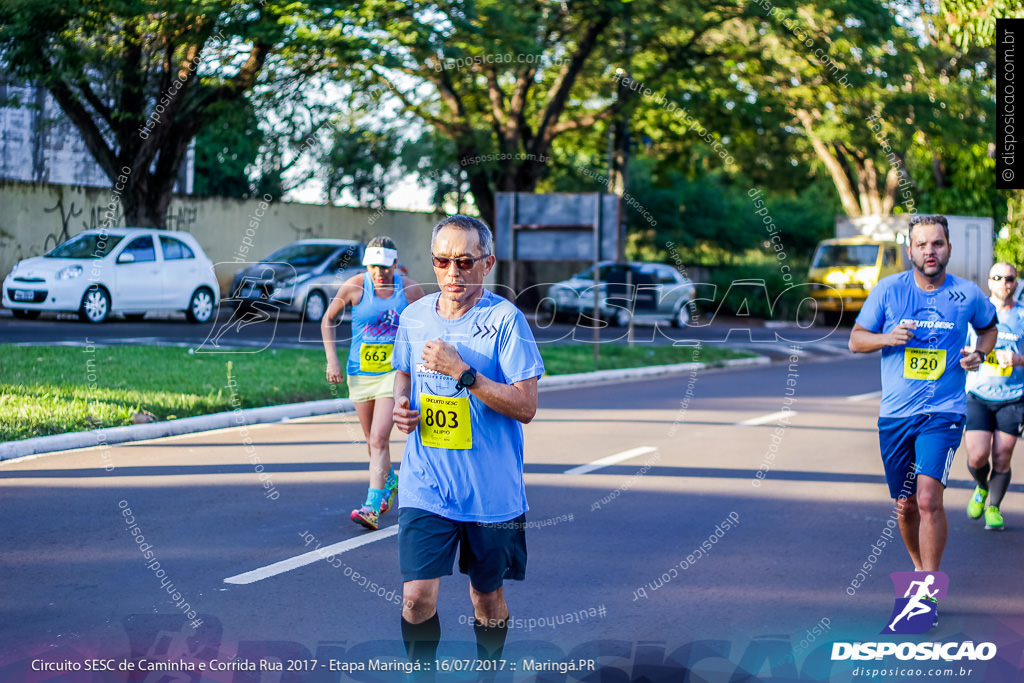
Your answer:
[966,304,1024,402]
[392,289,545,523]
[856,270,996,418]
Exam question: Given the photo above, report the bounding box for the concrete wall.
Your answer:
[0,180,451,294]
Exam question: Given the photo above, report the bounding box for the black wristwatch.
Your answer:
[973,350,987,364]
[456,367,477,391]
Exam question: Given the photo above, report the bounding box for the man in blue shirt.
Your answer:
[850,215,997,592]
[964,262,1024,531]
[392,215,545,671]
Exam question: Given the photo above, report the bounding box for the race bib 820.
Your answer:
[903,348,945,381]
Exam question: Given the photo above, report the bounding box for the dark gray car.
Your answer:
[228,240,364,322]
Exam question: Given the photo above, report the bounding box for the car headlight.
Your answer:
[824,270,851,285]
[56,265,83,280]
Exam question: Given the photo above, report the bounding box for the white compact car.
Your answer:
[2,227,220,323]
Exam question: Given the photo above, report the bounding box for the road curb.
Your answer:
[536,355,770,390]
[0,356,769,462]
[0,398,355,462]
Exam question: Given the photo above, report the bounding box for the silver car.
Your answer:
[228,240,365,322]
[543,261,696,327]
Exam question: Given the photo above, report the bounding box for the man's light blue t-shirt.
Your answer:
[393,290,545,523]
[966,304,1024,402]
[856,270,996,418]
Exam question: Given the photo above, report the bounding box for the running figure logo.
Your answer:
[881,571,949,634]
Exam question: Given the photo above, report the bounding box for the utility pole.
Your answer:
[609,1,634,345]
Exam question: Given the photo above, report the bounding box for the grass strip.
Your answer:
[0,343,750,441]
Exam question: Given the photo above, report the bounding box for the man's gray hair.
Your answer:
[431,215,494,257]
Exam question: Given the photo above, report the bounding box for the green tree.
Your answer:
[322,124,404,208]
[400,128,469,213]
[351,0,641,224]
[0,0,354,227]
[193,97,263,198]
[942,0,1024,48]
[941,0,1023,265]
[732,0,996,219]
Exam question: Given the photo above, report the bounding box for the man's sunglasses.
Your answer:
[990,274,1017,282]
[432,255,486,270]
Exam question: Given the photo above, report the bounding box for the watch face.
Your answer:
[460,370,476,387]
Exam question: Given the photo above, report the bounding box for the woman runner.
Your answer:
[322,236,424,529]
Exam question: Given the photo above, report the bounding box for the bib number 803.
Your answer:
[424,407,459,428]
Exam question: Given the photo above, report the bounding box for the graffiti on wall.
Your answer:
[42,197,81,252]
[166,205,199,233]
[288,221,325,240]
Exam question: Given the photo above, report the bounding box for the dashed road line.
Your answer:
[563,446,658,475]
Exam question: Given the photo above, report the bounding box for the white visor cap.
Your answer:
[363,246,398,267]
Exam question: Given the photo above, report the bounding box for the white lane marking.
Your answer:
[563,446,658,475]
[815,341,854,355]
[224,525,399,585]
[738,411,797,426]
[229,445,658,583]
[847,390,882,402]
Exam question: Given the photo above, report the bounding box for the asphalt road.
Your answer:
[0,305,852,362]
[2,357,1022,682]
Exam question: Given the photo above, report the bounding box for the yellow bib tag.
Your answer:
[981,351,1013,377]
[903,348,945,380]
[419,393,472,450]
[359,343,392,373]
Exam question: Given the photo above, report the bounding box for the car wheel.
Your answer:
[672,301,693,328]
[11,309,41,320]
[611,308,631,327]
[303,290,327,322]
[79,286,110,323]
[186,287,214,323]
[123,313,146,321]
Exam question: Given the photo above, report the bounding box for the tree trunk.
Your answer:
[795,109,861,217]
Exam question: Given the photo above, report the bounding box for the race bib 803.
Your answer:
[419,393,472,449]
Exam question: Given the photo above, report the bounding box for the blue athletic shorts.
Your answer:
[877,412,964,498]
[398,508,527,593]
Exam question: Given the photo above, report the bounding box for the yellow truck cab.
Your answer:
[809,235,907,325]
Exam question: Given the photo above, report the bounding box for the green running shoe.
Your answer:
[984,505,1004,531]
[967,487,988,520]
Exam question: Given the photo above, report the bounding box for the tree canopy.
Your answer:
[0,0,356,227]
[0,0,1005,266]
